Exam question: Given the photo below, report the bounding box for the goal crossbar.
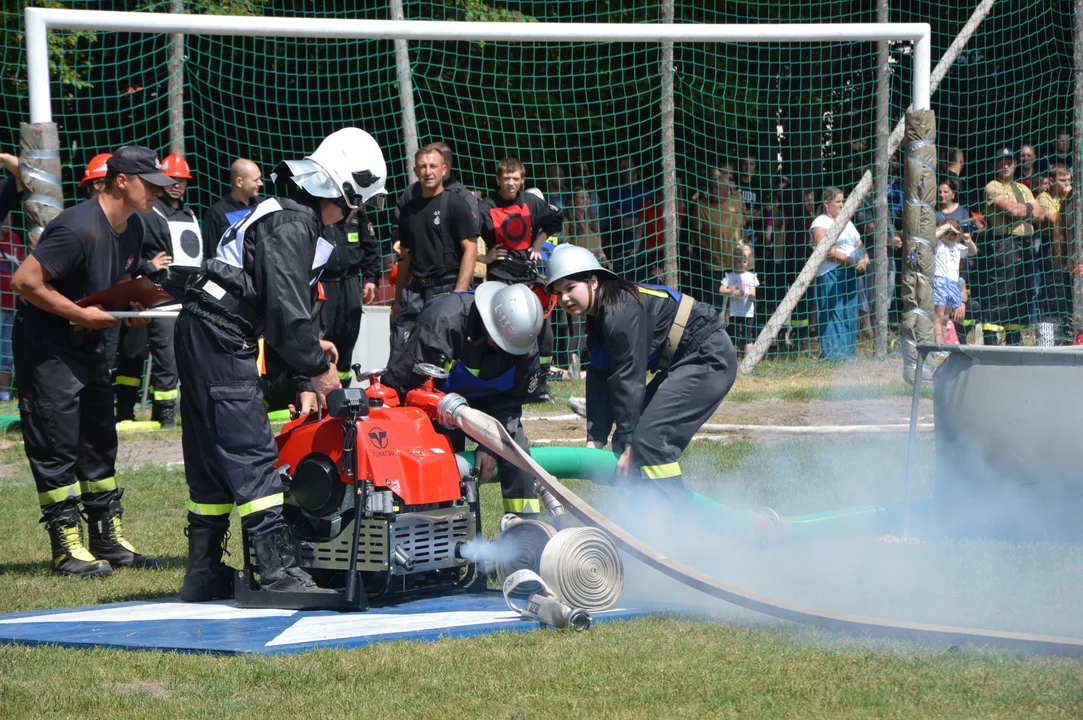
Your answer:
[24,8,931,124]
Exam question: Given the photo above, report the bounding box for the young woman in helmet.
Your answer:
[546,244,737,495]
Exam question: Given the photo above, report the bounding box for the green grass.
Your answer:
[1,439,1082,718]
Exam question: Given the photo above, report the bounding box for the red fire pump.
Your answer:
[234,363,484,611]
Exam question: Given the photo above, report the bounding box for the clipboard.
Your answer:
[75,275,177,311]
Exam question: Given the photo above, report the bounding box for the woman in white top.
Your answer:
[809,187,868,359]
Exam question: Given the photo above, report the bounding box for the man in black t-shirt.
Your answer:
[390,144,479,352]
[11,145,172,578]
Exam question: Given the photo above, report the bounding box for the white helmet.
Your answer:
[544,243,615,293]
[474,282,544,355]
[277,127,387,208]
[525,187,545,201]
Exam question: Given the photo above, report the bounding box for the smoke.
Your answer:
[458,537,512,566]
[582,377,1083,641]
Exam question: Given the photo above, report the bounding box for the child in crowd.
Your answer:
[719,243,759,353]
[933,218,978,344]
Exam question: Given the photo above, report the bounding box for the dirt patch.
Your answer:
[114,439,186,469]
[521,394,933,443]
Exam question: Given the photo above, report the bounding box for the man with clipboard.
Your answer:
[11,145,171,578]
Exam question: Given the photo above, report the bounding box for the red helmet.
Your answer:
[78,153,111,187]
[161,152,192,180]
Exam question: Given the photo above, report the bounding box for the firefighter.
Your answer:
[478,159,563,401]
[11,145,170,577]
[384,282,546,517]
[113,152,200,426]
[390,145,480,353]
[78,153,111,199]
[319,194,383,386]
[176,127,385,602]
[546,244,737,496]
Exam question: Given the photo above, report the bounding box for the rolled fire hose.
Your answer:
[493,515,557,589]
[503,569,592,632]
[496,520,623,611]
[438,393,1083,657]
[539,527,622,611]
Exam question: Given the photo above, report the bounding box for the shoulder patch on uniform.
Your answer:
[347,232,359,243]
[366,222,375,236]
[527,373,540,394]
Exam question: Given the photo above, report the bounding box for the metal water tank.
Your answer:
[932,346,1083,541]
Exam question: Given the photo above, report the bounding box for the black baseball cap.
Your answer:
[106,146,175,187]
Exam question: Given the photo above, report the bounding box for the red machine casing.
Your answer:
[275,405,462,507]
[365,376,401,407]
[404,378,444,420]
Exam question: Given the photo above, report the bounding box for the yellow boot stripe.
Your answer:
[115,375,142,387]
[237,493,284,517]
[152,388,179,401]
[188,500,235,516]
[79,477,117,495]
[38,483,80,506]
[502,497,542,514]
[642,462,682,480]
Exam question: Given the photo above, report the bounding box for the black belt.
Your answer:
[189,277,261,332]
[413,275,457,288]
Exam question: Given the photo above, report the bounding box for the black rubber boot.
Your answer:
[153,401,176,428]
[84,490,160,569]
[537,363,555,403]
[115,387,137,423]
[43,505,113,578]
[181,514,235,602]
[251,526,335,594]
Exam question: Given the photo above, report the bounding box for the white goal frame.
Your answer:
[25,8,931,124]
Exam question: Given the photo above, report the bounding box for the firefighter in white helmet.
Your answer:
[384,281,547,517]
[176,128,386,602]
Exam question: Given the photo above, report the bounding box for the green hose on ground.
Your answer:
[459,445,897,540]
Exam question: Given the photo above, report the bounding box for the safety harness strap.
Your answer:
[656,293,695,374]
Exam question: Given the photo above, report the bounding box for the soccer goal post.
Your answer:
[22,8,937,376]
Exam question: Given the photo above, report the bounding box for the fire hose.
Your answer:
[437,393,1083,657]
[494,516,623,631]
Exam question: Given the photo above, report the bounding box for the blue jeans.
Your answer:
[0,309,13,373]
[816,267,858,360]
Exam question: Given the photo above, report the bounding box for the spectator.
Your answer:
[939,147,973,210]
[980,147,1045,345]
[571,162,605,229]
[719,244,759,354]
[0,155,22,399]
[640,181,685,284]
[737,152,768,248]
[544,164,571,215]
[1042,128,1073,176]
[1018,144,1040,189]
[566,185,607,265]
[887,150,904,226]
[779,186,818,349]
[936,178,971,224]
[1034,163,1074,345]
[933,218,978,345]
[0,213,23,400]
[811,187,867,360]
[202,158,262,259]
[691,165,747,308]
[608,157,648,276]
